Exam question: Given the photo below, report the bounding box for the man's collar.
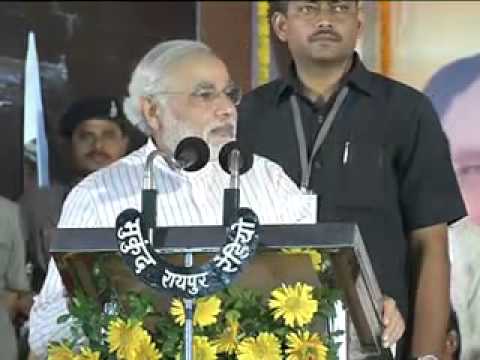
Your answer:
[145,137,158,153]
[274,52,374,104]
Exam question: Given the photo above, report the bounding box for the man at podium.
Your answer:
[28,40,405,359]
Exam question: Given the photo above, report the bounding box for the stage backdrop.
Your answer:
[0,1,196,200]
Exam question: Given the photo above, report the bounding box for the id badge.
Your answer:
[298,190,317,224]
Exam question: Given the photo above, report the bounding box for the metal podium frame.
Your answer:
[51,222,393,359]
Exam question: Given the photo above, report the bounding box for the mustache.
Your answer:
[308,28,342,42]
[85,151,111,160]
[209,123,235,136]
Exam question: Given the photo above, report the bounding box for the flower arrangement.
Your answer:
[256,1,271,86]
[48,250,343,360]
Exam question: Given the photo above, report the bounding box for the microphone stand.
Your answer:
[143,150,161,245]
[223,149,241,227]
[183,254,194,360]
[142,149,195,360]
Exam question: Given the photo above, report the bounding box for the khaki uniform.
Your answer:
[19,184,69,292]
[0,196,29,360]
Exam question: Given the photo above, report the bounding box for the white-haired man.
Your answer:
[29,40,404,359]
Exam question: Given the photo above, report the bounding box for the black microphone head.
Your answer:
[219,141,254,175]
[174,137,210,172]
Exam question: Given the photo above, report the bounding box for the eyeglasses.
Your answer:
[155,82,242,106]
[290,1,357,21]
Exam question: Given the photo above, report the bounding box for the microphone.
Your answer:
[142,149,162,233]
[219,141,254,176]
[142,137,210,236]
[219,141,254,226]
[173,137,210,172]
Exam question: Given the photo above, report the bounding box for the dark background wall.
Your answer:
[0,1,196,200]
[198,1,252,95]
[0,1,255,201]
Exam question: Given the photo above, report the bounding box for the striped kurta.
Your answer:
[29,140,315,358]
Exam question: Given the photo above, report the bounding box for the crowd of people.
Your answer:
[1,2,477,360]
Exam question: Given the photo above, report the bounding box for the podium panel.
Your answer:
[57,252,321,313]
[51,223,393,359]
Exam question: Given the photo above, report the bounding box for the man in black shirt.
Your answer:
[238,2,466,359]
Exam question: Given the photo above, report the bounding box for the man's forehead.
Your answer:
[75,118,121,131]
[289,0,357,4]
[170,56,231,90]
[192,79,233,90]
[174,67,232,90]
[285,0,360,13]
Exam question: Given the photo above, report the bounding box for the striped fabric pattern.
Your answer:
[29,140,315,358]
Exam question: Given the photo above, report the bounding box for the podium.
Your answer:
[51,222,393,359]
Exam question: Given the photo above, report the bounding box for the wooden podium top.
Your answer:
[51,222,360,253]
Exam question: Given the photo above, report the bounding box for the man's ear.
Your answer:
[271,11,288,43]
[140,96,162,133]
[356,5,365,39]
[119,131,130,154]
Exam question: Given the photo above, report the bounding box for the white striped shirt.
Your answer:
[29,140,315,358]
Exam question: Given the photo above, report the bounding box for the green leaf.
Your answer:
[50,251,349,360]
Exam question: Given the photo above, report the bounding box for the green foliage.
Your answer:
[54,251,345,359]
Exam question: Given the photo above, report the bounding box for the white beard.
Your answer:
[159,105,235,162]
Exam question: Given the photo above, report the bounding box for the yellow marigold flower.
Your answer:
[76,347,101,360]
[195,296,222,327]
[134,330,162,360]
[286,331,328,360]
[194,336,218,360]
[170,296,222,327]
[214,319,241,355]
[174,336,218,360]
[108,318,145,359]
[282,248,323,271]
[47,343,76,360]
[170,298,186,326]
[268,282,318,327]
[237,332,282,360]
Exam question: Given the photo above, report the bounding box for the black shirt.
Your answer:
[238,54,466,321]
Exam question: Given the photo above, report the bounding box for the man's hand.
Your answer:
[382,296,405,348]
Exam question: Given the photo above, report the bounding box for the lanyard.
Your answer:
[289,86,349,191]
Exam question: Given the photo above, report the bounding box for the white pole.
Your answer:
[24,31,49,188]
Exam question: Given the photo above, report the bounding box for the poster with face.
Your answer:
[379,3,480,359]
[424,55,480,225]
[382,1,480,225]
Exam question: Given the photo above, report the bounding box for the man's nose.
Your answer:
[215,94,236,120]
[315,13,336,29]
[314,5,337,26]
[92,136,105,150]
[316,18,334,29]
